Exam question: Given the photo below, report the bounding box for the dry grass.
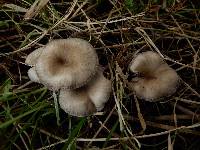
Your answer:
[0,0,200,149]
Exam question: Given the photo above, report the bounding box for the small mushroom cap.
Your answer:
[59,88,96,117]
[25,47,43,66]
[36,38,98,90]
[59,68,112,116]
[27,67,40,83]
[87,69,112,111]
[129,51,179,101]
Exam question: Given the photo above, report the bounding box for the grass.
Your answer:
[0,0,200,149]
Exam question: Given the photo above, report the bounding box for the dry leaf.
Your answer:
[135,96,146,131]
[168,133,173,150]
[24,0,49,20]
[3,4,27,12]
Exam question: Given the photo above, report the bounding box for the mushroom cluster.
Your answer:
[128,51,179,101]
[25,38,112,117]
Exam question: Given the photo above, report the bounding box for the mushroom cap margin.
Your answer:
[25,47,43,66]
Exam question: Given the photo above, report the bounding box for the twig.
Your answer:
[36,123,200,150]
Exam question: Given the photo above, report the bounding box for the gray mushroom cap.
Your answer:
[59,88,97,117]
[87,69,112,111]
[129,51,179,101]
[27,67,40,83]
[59,68,112,116]
[35,38,99,91]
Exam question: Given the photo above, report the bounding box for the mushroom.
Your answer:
[59,88,97,117]
[128,51,179,101]
[35,38,99,90]
[59,68,112,117]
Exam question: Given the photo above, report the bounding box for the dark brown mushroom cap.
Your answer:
[129,51,179,101]
[59,68,112,116]
[35,38,99,90]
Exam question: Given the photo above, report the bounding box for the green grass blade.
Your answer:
[0,103,49,128]
[61,118,86,150]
